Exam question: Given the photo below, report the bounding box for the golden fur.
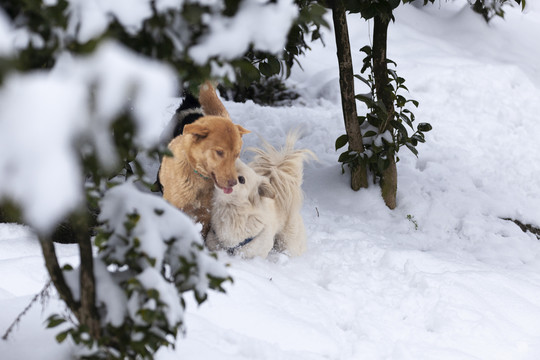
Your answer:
[198,81,230,119]
[159,84,249,237]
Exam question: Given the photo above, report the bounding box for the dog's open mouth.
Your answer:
[211,173,233,194]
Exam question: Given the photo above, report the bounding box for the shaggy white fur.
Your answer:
[206,131,315,258]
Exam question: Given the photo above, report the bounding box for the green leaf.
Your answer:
[357,116,366,126]
[338,152,350,163]
[355,93,374,107]
[259,62,272,77]
[366,113,382,127]
[147,256,157,267]
[47,316,66,328]
[386,58,397,67]
[391,120,409,137]
[396,94,407,108]
[139,309,155,323]
[412,133,426,143]
[335,134,349,150]
[154,208,164,216]
[399,112,413,128]
[389,0,401,10]
[417,122,432,132]
[238,60,261,82]
[56,330,70,343]
[307,3,328,20]
[363,130,377,138]
[388,69,397,81]
[398,83,409,92]
[338,151,357,164]
[268,56,281,74]
[359,46,372,56]
[361,59,371,74]
[354,74,371,88]
[405,143,419,157]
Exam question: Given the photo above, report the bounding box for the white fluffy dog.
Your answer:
[206,132,314,258]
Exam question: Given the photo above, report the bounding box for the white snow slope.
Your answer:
[2,1,540,359]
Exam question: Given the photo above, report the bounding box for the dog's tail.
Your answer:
[171,81,229,137]
[248,130,316,212]
[198,80,230,119]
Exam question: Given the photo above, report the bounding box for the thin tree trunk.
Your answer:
[41,213,101,339]
[330,0,368,191]
[39,238,79,312]
[372,15,397,209]
[78,230,101,339]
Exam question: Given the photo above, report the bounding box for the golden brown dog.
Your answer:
[159,83,249,237]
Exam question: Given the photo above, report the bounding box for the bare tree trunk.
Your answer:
[40,213,101,339]
[330,0,368,191]
[372,15,397,209]
[39,238,79,312]
[78,228,101,339]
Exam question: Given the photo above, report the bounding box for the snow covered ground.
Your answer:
[2,1,540,359]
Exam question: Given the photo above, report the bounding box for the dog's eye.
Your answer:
[238,176,245,184]
[216,150,224,157]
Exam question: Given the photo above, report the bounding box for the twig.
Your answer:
[2,281,52,340]
[503,218,540,240]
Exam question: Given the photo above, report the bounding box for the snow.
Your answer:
[0,41,176,232]
[135,267,183,327]
[0,72,87,232]
[98,180,228,327]
[66,0,153,43]
[2,1,540,360]
[189,0,298,64]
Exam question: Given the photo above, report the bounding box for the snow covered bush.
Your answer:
[218,0,329,103]
[48,181,229,359]
[0,0,303,358]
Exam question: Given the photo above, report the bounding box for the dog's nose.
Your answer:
[227,179,237,187]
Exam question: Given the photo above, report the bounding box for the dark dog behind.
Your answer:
[172,92,204,137]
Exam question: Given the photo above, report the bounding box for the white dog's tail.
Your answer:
[248,130,316,213]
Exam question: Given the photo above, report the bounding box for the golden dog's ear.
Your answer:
[258,179,275,199]
[184,123,209,139]
[236,125,250,136]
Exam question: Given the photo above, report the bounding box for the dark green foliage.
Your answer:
[286,1,329,73]
[470,0,526,22]
[220,0,328,103]
[1,0,69,71]
[218,77,300,106]
[336,46,432,181]
[0,200,22,224]
[344,0,401,21]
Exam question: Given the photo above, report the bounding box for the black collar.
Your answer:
[227,236,256,255]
